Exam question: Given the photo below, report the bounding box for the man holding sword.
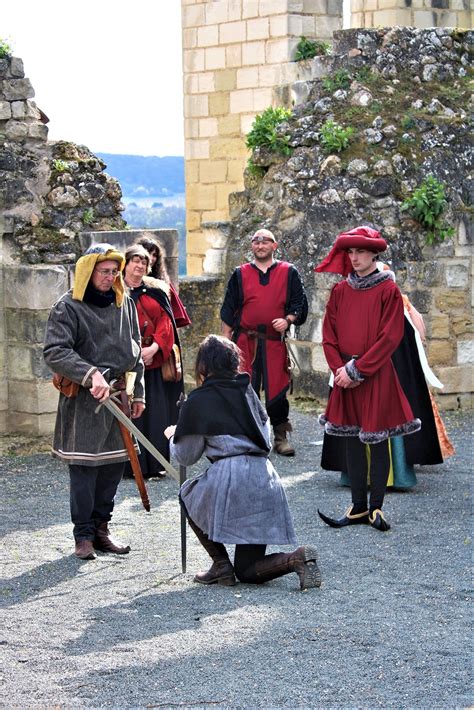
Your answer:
[43,244,145,560]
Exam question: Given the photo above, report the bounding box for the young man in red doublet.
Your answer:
[220,229,307,456]
[315,226,421,531]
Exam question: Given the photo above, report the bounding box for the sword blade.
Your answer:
[100,398,181,483]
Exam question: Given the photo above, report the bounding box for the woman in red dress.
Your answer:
[315,227,421,531]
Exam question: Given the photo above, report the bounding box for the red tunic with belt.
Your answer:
[321,271,420,443]
[236,262,291,404]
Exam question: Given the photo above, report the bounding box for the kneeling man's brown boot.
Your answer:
[194,560,236,586]
[273,422,295,456]
[75,540,97,560]
[94,522,131,554]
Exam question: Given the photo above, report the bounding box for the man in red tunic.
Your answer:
[315,226,421,531]
[220,229,307,455]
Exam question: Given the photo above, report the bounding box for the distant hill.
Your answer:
[97,153,184,198]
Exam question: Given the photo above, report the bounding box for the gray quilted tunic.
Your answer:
[172,413,297,545]
[43,291,144,466]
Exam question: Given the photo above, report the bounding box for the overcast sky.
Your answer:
[2,0,185,157]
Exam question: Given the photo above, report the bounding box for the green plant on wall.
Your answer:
[0,38,12,58]
[319,120,355,153]
[294,36,331,61]
[401,175,454,246]
[323,69,351,93]
[246,106,293,157]
[246,159,266,178]
[52,159,70,173]
[82,208,95,225]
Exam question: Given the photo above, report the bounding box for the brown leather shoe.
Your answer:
[289,545,322,590]
[273,422,295,456]
[75,540,97,560]
[193,560,236,586]
[94,522,131,554]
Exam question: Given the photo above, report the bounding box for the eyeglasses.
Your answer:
[251,237,275,244]
[94,268,119,277]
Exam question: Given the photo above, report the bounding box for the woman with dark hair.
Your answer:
[134,233,191,329]
[164,334,321,591]
[123,244,184,478]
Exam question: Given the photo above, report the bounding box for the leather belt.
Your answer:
[239,328,281,342]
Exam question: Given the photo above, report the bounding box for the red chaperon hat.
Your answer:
[314,226,387,276]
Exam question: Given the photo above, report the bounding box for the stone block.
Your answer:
[185,139,210,160]
[218,114,241,136]
[28,124,48,141]
[201,208,230,222]
[205,0,229,24]
[7,411,57,436]
[435,289,468,313]
[435,365,473,394]
[457,340,473,365]
[426,339,455,366]
[327,0,343,13]
[237,66,258,89]
[253,87,273,111]
[372,8,412,24]
[412,10,436,27]
[228,0,243,21]
[5,120,28,140]
[270,15,288,38]
[240,113,257,134]
[187,255,205,276]
[4,265,69,310]
[203,248,227,274]
[10,57,25,77]
[185,160,200,183]
[451,315,472,337]
[205,47,226,71]
[242,1,259,19]
[304,0,328,11]
[226,44,243,68]
[288,14,304,36]
[8,379,59,414]
[230,88,254,113]
[266,38,291,64]
[429,314,450,339]
[186,211,202,231]
[259,65,279,87]
[198,72,216,93]
[7,344,51,381]
[209,92,230,116]
[184,118,199,139]
[183,49,205,73]
[184,74,199,95]
[182,3,206,28]
[182,27,198,50]
[301,16,316,34]
[2,78,34,101]
[314,15,342,39]
[197,24,219,47]
[220,21,247,44]
[199,117,219,138]
[187,183,217,210]
[210,136,248,160]
[6,309,50,344]
[214,69,237,92]
[184,94,209,118]
[260,0,289,14]
[199,159,228,183]
[0,101,12,119]
[247,17,270,40]
[242,41,266,65]
[227,158,246,182]
[446,263,469,288]
[216,184,236,210]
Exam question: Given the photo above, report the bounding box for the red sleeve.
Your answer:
[322,285,345,373]
[138,295,174,367]
[356,284,404,377]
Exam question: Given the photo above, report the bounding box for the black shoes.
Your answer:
[369,509,391,531]
[318,505,369,528]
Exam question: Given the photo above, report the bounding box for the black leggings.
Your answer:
[345,437,390,512]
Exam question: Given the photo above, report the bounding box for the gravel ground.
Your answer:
[0,409,472,710]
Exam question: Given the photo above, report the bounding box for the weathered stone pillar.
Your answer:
[181,0,343,276]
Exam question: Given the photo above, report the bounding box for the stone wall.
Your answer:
[216,27,473,410]
[181,0,472,276]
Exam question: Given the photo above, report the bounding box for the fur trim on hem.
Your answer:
[320,417,422,444]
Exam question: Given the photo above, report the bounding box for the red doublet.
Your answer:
[135,293,174,369]
[236,262,290,404]
[322,277,417,440]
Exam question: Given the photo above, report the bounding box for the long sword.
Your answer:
[96,397,181,483]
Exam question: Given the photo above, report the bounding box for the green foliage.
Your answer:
[401,175,454,246]
[0,38,12,58]
[246,106,293,157]
[401,114,416,130]
[52,159,69,173]
[322,69,351,93]
[82,208,95,225]
[319,120,355,154]
[354,66,377,85]
[246,159,266,178]
[294,36,331,61]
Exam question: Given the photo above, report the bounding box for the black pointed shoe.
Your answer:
[318,505,369,528]
[369,509,391,531]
